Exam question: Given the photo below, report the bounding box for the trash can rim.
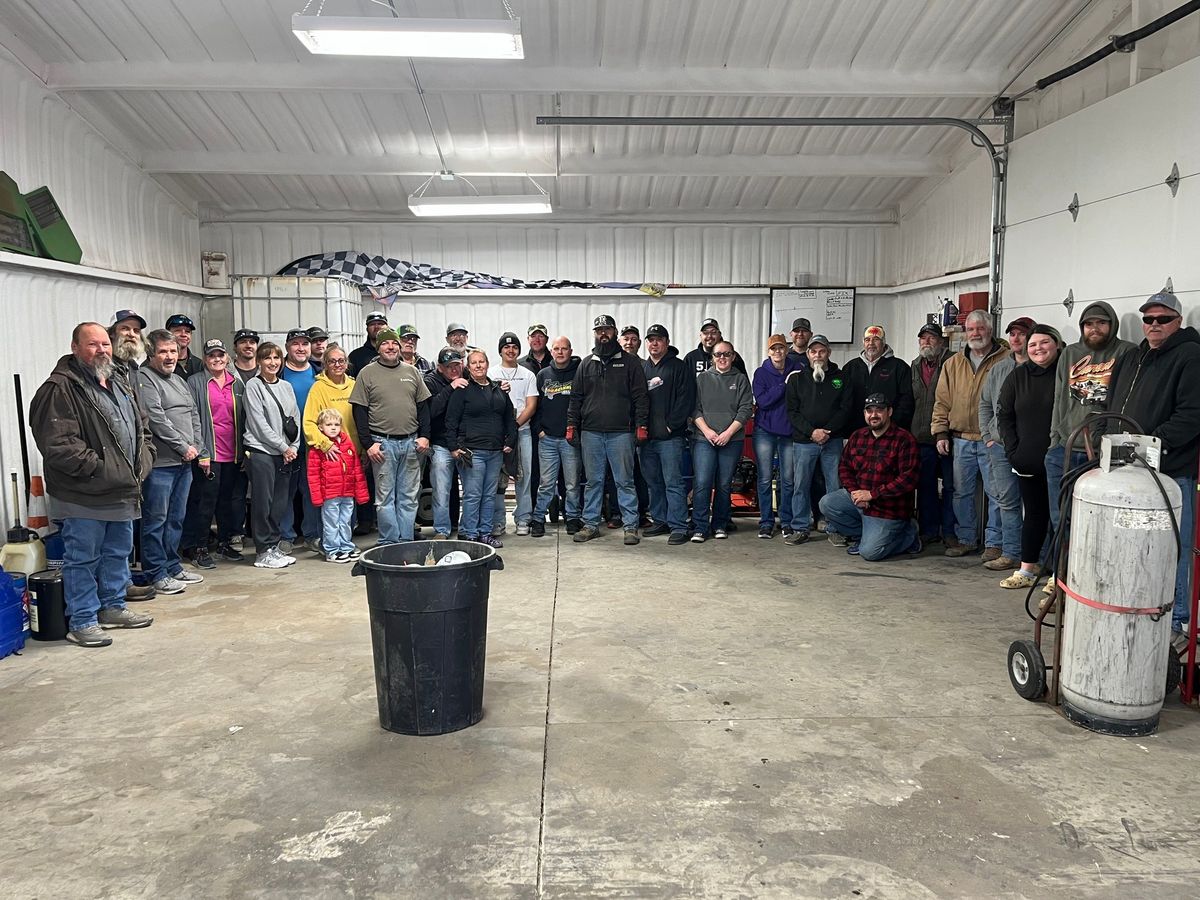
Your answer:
[356,541,498,574]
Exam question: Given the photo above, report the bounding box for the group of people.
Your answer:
[29,291,1200,652]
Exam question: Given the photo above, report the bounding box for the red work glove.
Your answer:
[565,426,576,443]
[636,426,649,443]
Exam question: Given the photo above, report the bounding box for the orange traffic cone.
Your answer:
[27,475,49,535]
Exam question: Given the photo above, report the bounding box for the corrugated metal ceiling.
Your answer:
[0,0,1095,221]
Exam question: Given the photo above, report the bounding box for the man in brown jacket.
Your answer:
[30,323,156,647]
[930,310,1010,557]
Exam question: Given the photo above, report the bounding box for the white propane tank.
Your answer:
[1059,434,1182,736]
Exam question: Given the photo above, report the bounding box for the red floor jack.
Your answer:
[729,420,760,518]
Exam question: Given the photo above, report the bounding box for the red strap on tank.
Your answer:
[1057,579,1169,616]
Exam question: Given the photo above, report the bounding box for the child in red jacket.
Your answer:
[307,409,370,562]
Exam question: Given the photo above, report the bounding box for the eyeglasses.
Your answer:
[713,351,733,358]
[325,358,347,366]
[1143,315,1180,325]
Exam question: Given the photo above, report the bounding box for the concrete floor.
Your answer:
[3,523,1199,899]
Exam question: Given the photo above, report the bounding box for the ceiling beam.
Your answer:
[48,61,1006,98]
[141,150,947,179]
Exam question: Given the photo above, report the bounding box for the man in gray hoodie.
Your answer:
[1046,301,1135,534]
[136,329,206,596]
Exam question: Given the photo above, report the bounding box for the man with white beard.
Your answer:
[783,334,852,544]
[109,309,148,394]
[931,309,1011,558]
[30,323,156,647]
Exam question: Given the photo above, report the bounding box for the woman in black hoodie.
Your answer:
[997,324,1062,589]
[445,350,517,547]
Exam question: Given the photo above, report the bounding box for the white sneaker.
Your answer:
[153,576,187,594]
[270,547,297,566]
[173,569,205,584]
[254,550,288,569]
[229,535,244,550]
[515,522,530,536]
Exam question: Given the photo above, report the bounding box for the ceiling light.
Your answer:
[407,194,552,217]
[292,15,523,59]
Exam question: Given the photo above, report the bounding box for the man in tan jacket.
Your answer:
[930,309,1010,557]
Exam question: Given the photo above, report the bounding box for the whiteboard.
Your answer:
[770,287,857,344]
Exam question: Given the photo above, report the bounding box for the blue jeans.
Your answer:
[791,439,843,532]
[61,517,134,631]
[952,438,1001,549]
[581,431,638,528]
[1174,476,1195,631]
[691,439,742,534]
[459,448,502,538]
[320,496,355,555]
[494,427,533,528]
[372,434,422,544]
[917,442,955,538]
[820,488,918,561]
[141,464,192,581]
[535,435,580,520]
[282,448,322,542]
[1044,446,1090,536]
[429,445,457,536]
[986,442,1022,559]
[639,436,688,533]
[754,431,795,529]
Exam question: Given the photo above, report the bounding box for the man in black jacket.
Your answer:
[347,311,389,376]
[423,348,468,538]
[842,324,915,429]
[29,323,156,647]
[683,317,747,376]
[640,324,696,544]
[167,314,204,379]
[531,336,581,536]
[568,315,649,544]
[786,317,812,370]
[1107,291,1200,648]
[910,323,955,543]
[784,334,852,544]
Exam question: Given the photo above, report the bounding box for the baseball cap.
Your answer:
[1139,291,1182,315]
[593,315,616,329]
[808,333,831,348]
[621,324,640,337]
[527,323,549,337]
[111,309,147,329]
[1079,303,1113,323]
[1004,316,1036,335]
[437,346,463,365]
[863,325,885,340]
[166,314,195,331]
[700,318,720,332]
[791,317,811,332]
[917,323,943,340]
[446,321,468,335]
[365,312,388,326]
[864,392,891,409]
[398,324,419,339]
[498,331,521,351]
[645,324,669,340]
[306,326,328,341]
[233,328,259,343]
[203,338,227,356]
[285,328,311,343]
[376,329,400,345]
[766,333,788,351]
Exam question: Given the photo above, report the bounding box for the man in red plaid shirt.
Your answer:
[819,392,922,560]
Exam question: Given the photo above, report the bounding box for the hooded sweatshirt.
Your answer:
[752,356,805,437]
[568,342,649,433]
[1049,301,1136,449]
[535,355,581,438]
[842,347,914,429]
[693,366,754,440]
[643,347,696,440]
[1107,326,1200,478]
[303,372,360,451]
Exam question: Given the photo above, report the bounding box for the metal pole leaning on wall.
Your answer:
[536,115,1009,319]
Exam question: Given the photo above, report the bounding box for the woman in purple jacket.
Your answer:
[752,335,806,538]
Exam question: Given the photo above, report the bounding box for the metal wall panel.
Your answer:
[0,268,202,525]
[199,222,888,288]
[0,55,201,284]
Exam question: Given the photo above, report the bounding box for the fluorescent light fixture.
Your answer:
[407,194,552,217]
[292,15,523,59]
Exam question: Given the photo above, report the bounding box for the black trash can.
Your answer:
[352,540,503,735]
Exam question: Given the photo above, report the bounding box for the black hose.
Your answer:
[1031,1,1200,94]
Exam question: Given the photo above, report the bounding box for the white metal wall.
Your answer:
[199,222,889,288]
[0,54,201,285]
[0,269,202,524]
